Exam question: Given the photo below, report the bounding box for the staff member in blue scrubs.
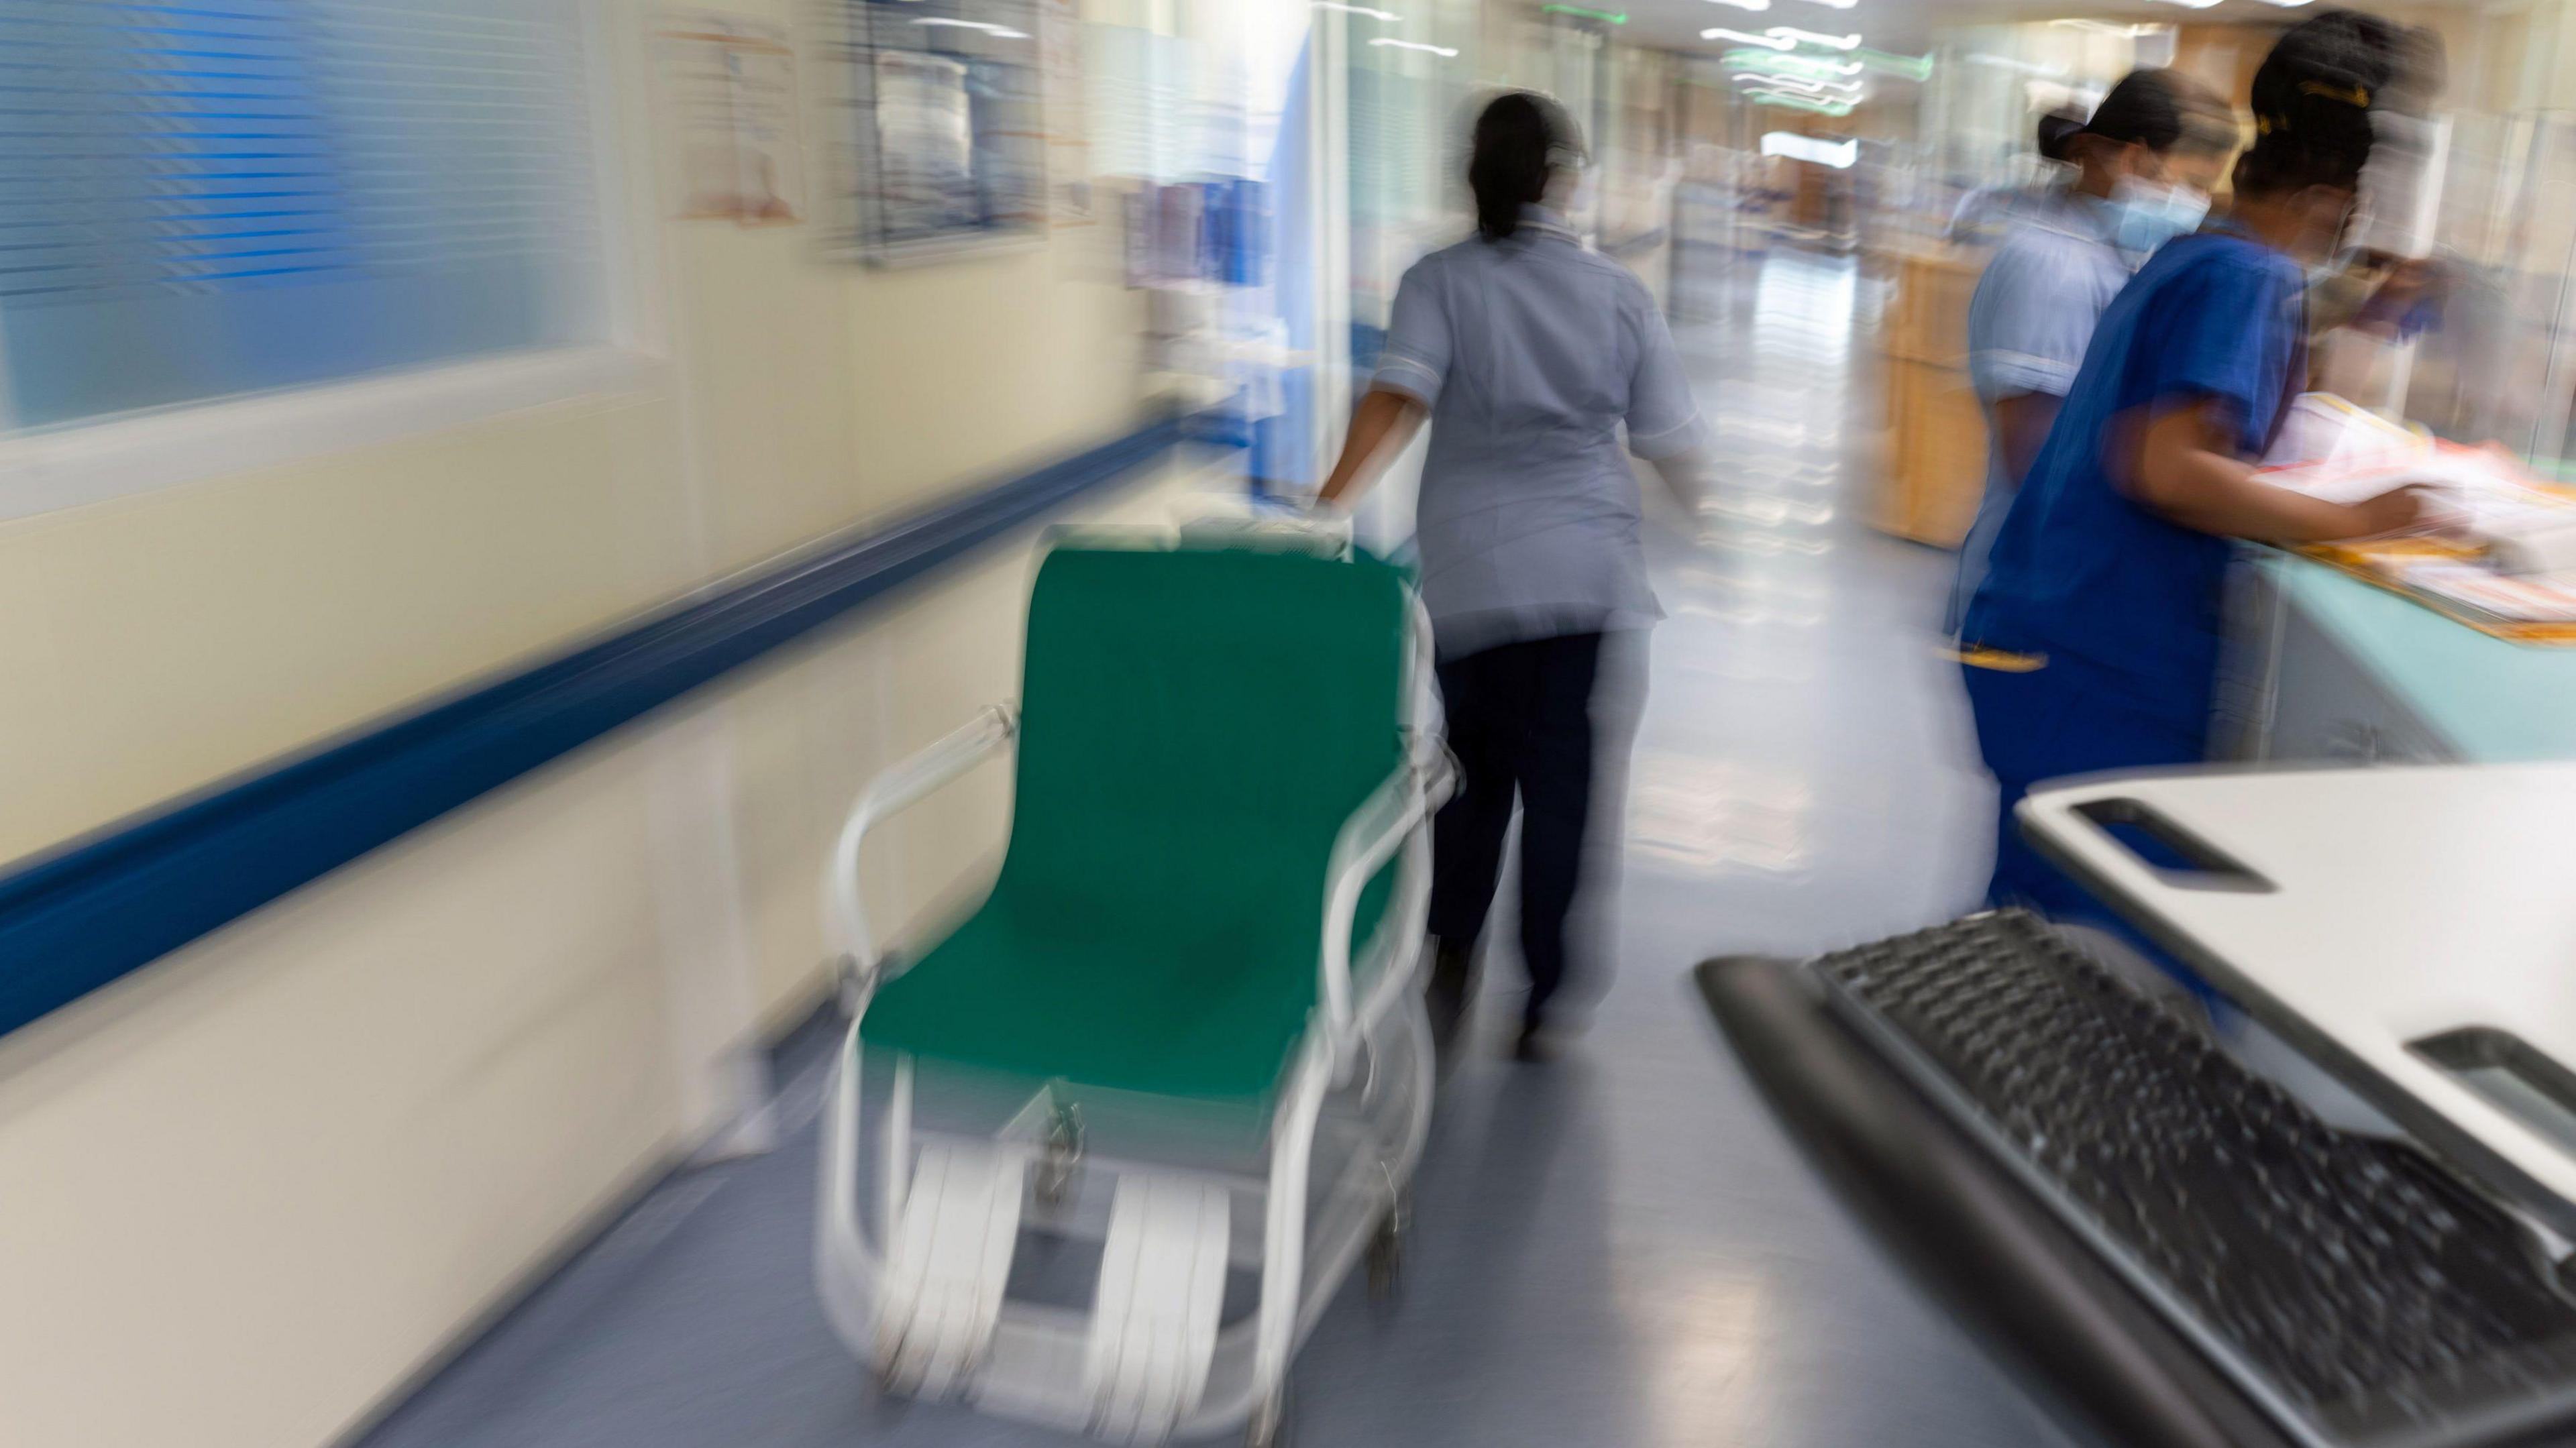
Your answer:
[1961,11,2427,917]
[1949,70,2237,630]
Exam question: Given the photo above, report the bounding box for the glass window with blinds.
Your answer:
[0,0,606,430]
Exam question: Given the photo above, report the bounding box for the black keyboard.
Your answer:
[1813,911,2576,1448]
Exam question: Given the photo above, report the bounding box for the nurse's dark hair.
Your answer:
[1468,91,1584,241]
[2076,69,2235,160]
[2035,108,2086,164]
[2234,9,2404,197]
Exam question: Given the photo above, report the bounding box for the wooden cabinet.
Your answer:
[1874,245,1990,549]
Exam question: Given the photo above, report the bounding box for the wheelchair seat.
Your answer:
[859,543,1410,1101]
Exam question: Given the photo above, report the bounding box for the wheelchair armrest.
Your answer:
[825,706,1018,1001]
[1319,753,1454,1052]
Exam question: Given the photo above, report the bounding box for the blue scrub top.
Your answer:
[1963,229,2306,722]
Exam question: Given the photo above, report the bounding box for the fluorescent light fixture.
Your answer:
[1752,91,1854,116]
[1791,0,1858,8]
[1368,36,1459,55]
[2248,0,2315,5]
[2144,0,2224,8]
[1733,70,1864,97]
[1705,26,1792,47]
[2051,18,2165,34]
[911,17,1030,38]
[1767,25,1861,50]
[1735,74,1821,95]
[1727,49,1863,76]
[1762,131,1858,168]
[1967,52,2070,76]
[1854,47,1933,80]
[1313,1,1403,19]
[1703,0,1768,9]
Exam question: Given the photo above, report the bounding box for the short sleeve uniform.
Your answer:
[1947,194,2132,628]
[1373,207,1708,659]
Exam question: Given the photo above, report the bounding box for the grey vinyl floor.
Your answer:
[354,247,2082,1448]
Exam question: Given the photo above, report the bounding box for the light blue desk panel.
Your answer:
[2263,552,2576,762]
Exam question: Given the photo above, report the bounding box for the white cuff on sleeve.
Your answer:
[1372,353,1443,405]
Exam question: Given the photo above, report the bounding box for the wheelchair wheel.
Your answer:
[1245,1378,1292,1448]
[1366,1203,1405,1306]
[1366,1170,1411,1304]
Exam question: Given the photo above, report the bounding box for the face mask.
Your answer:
[2108,176,2210,258]
[2302,205,2363,286]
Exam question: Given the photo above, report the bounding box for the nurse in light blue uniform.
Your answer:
[1316,92,1706,1060]
[1949,70,2238,631]
[1962,12,2428,919]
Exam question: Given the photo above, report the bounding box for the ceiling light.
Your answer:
[1766,25,1861,49]
[1727,50,1864,76]
[1790,0,1857,8]
[1967,52,2070,76]
[911,17,1030,38]
[1751,91,1854,116]
[1854,47,1933,80]
[1705,26,1792,47]
[2050,18,2165,34]
[2144,0,2224,9]
[1313,2,1403,19]
[1762,131,1858,168]
[1733,70,1863,96]
[1368,36,1458,55]
[1703,0,1768,9]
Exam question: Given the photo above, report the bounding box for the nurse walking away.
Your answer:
[1950,68,2237,630]
[1314,91,1707,1062]
[1961,10,2430,921]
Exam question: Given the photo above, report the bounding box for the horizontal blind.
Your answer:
[0,0,604,428]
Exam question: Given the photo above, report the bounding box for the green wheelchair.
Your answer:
[816,528,1451,1445]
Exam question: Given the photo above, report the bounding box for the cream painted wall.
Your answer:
[0,0,1151,867]
[0,461,1205,1448]
[0,3,1205,1446]
[0,726,692,1448]
[660,0,1148,573]
[0,393,700,864]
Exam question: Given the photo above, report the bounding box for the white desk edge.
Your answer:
[2020,761,2576,1221]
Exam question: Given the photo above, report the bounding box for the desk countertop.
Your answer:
[2023,761,2576,1228]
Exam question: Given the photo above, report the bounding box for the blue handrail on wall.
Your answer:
[0,410,1208,1040]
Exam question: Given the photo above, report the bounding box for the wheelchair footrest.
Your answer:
[877,1143,1026,1399]
[1083,1174,1233,1443]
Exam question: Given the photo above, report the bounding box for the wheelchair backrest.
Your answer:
[998,543,1413,934]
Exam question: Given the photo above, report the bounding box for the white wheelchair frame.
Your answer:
[814,537,1450,1446]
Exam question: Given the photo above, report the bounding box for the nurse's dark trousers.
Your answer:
[1428,632,1603,1029]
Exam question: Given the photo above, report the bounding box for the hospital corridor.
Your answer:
[349,252,2051,1448]
[14,5,2576,1448]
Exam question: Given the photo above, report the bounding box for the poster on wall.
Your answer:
[657,15,806,226]
[872,50,977,237]
[1037,0,1091,226]
[830,0,1046,264]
